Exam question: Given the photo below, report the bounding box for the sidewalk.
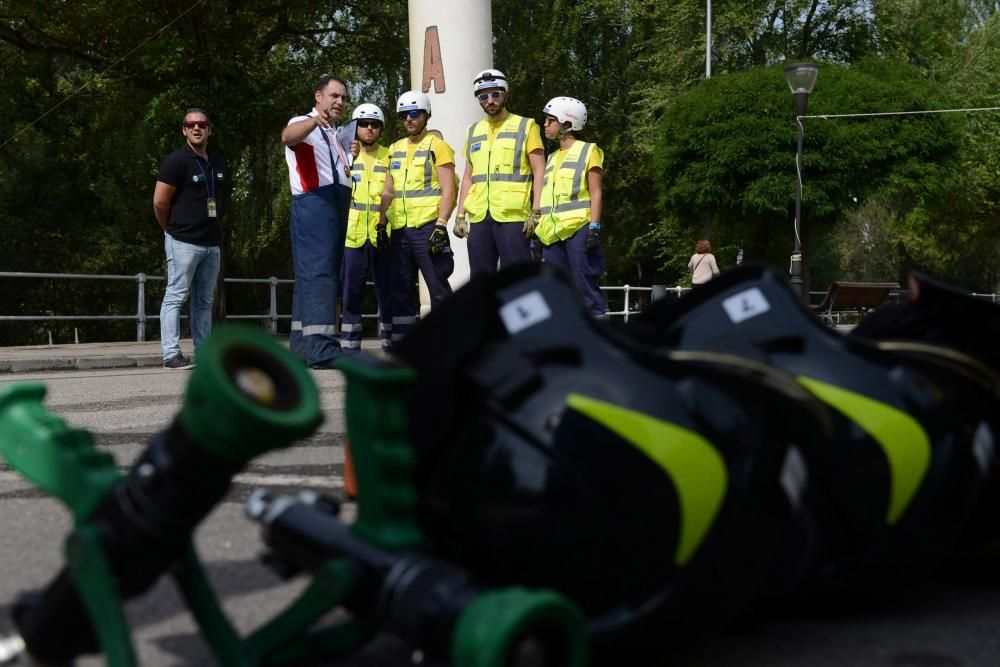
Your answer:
[0,338,380,373]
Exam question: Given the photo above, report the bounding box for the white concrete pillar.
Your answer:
[407,0,492,313]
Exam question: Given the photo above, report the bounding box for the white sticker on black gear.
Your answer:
[722,287,771,324]
[500,291,552,335]
[973,421,995,475]
[779,446,808,509]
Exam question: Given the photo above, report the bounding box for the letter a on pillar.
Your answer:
[422,26,445,93]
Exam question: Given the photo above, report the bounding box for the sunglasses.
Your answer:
[478,91,504,102]
[356,120,382,129]
[398,110,423,120]
[183,120,210,129]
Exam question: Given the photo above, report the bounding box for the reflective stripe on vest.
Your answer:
[536,141,594,245]
[347,146,392,247]
[388,134,443,228]
[463,115,534,223]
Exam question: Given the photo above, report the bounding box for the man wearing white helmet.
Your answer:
[536,96,607,317]
[379,90,457,342]
[341,103,394,352]
[454,69,545,277]
[281,74,360,368]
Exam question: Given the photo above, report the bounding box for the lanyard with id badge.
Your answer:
[194,158,218,218]
[321,121,354,182]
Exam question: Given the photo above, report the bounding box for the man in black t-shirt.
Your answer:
[152,108,226,369]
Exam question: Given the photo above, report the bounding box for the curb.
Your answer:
[0,355,164,373]
[0,337,384,374]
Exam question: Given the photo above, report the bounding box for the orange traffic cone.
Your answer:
[343,437,358,500]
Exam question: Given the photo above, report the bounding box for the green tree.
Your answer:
[493,0,662,283]
[0,0,408,344]
[649,60,963,288]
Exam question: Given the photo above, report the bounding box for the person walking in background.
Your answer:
[153,107,225,370]
[689,239,721,285]
[379,91,457,343]
[281,74,355,369]
[341,103,394,353]
[454,69,545,276]
[535,96,607,317]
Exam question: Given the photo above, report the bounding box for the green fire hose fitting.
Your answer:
[0,383,120,520]
[336,354,423,551]
[451,588,589,667]
[179,324,322,462]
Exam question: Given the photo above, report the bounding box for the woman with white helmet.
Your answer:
[341,102,394,352]
[536,96,607,317]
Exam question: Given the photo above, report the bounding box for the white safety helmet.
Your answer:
[542,97,587,132]
[473,69,509,94]
[352,103,384,124]
[396,91,431,116]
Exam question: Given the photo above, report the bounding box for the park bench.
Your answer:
[809,281,900,324]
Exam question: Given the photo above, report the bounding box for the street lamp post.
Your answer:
[706,0,711,78]
[784,62,819,303]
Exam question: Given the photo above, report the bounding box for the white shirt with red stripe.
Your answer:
[284,109,353,195]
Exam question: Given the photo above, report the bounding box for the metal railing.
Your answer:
[5,271,996,343]
[1,271,690,342]
[0,272,296,341]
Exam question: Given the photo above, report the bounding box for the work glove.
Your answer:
[453,214,469,239]
[375,223,389,252]
[522,209,541,239]
[584,223,601,254]
[529,235,543,261]
[428,222,450,254]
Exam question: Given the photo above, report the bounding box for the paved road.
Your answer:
[0,365,362,666]
[1,365,999,666]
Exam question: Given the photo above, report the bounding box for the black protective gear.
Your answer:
[428,223,450,255]
[376,224,389,252]
[393,262,834,661]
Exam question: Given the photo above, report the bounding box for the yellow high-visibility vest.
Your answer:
[536,141,595,245]
[347,145,391,248]
[388,134,444,229]
[463,114,533,223]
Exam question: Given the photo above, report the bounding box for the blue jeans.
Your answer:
[160,234,221,360]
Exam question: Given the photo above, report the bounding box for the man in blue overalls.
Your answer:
[281,74,357,368]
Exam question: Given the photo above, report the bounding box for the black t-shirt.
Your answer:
[157,145,226,246]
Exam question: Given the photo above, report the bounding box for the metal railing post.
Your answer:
[269,276,279,335]
[623,285,631,322]
[136,273,147,342]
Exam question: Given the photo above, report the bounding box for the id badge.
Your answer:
[207,197,218,218]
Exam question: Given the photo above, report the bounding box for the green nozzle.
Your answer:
[336,354,423,551]
[451,588,589,667]
[0,383,120,519]
[179,325,323,461]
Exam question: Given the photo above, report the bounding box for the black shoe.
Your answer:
[309,359,338,370]
[164,354,195,370]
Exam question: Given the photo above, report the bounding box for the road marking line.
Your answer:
[0,470,343,489]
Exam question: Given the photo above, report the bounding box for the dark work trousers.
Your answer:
[467,212,534,277]
[341,239,394,352]
[289,183,350,366]
[541,225,607,317]
[391,223,454,343]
